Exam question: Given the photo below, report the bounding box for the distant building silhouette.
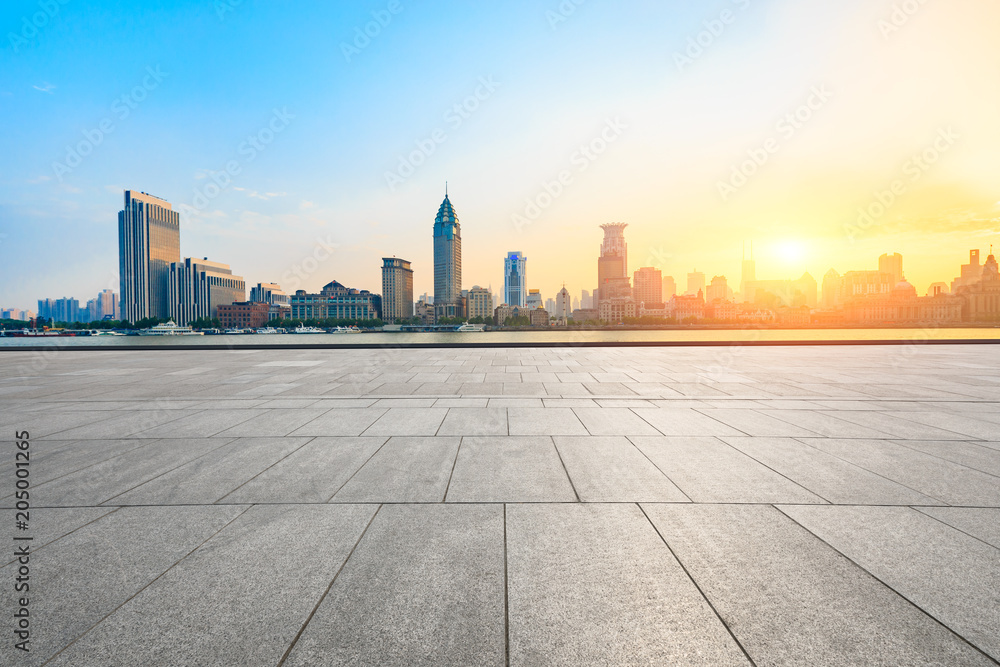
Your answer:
[597,223,629,308]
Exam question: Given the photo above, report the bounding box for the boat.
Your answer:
[455,324,485,332]
[10,328,77,337]
[255,327,279,335]
[91,330,126,336]
[328,326,362,334]
[139,321,204,336]
[223,328,247,335]
[293,325,326,334]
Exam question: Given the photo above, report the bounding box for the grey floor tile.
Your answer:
[894,440,1000,476]
[756,409,895,438]
[827,411,969,440]
[723,437,941,505]
[446,436,576,502]
[781,505,1000,661]
[109,437,311,505]
[507,407,588,436]
[284,504,505,667]
[211,408,330,437]
[571,407,661,436]
[0,505,246,666]
[48,504,377,667]
[332,436,460,502]
[632,407,745,436]
[917,508,1000,549]
[801,438,1000,506]
[361,407,449,436]
[288,407,388,436]
[693,409,819,437]
[2,507,117,566]
[507,504,750,666]
[223,436,388,503]
[632,436,825,504]
[436,408,509,436]
[26,438,234,507]
[553,436,688,502]
[136,408,269,438]
[643,504,993,666]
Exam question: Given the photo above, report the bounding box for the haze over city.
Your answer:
[2,0,999,309]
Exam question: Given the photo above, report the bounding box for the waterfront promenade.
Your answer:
[2,344,999,665]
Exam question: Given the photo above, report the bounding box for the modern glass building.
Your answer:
[167,258,246,325]
[504,251,527,307]
[433,193,463,321]
[118,190,180,322]
[381,257,414,323]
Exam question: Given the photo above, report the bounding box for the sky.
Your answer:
[2,0,999,310]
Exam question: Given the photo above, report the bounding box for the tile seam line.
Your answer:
[788,436,954,507]
[96,437,241,506]
[216,436,319,503]
[276,503,384,667]
[40,503,255,667]
[503,503,510,667]
[833,410,983,442]
[623,435,695,503]
[636,502,758,667]
[713,436,834,505]
[689,407,753,437]
[887,440,1000,480]
[323,436,392,503]
[550,437,582,502]
[773,505,1000,666]
[442,436,464,502]
[911,506,1000,552]
[0,506,122,568]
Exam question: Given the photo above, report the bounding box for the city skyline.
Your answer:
[3,1,1000,310]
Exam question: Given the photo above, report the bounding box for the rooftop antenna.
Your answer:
[445,181,448,197]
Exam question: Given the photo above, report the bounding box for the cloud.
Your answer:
[26,175,51,184]
[32,82,56,94]
[232,187,286,201]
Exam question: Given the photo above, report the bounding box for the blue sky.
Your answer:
[2,0,998,309]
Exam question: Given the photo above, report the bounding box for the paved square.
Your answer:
[2,344,999,665]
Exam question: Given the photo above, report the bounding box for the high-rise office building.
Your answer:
[504,252,527,307]
[97,289,119,320]
[381,257,414,322]
[581,290,592,309]
[662,276,677,300]
[878,253,904,284]
[433,192,462,320]
[633,267,663,306]
[526,289,542,310]
[168,258,245,325]
[119,190,180,322]
[687,270,706,296]
[597,223,628,306]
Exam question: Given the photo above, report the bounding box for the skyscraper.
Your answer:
[633,267,663,306]
[381,257,414,323]
[433,191,462,320]
[118,190,180,322]
[878,253,904,284]
[504,252,527,307]
[662,276,677,300]
[687,270,706,296]
[597,223,629,306]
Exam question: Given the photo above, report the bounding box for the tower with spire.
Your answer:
[433,187,463,321]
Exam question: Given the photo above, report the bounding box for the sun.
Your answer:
[775,240,807,267]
